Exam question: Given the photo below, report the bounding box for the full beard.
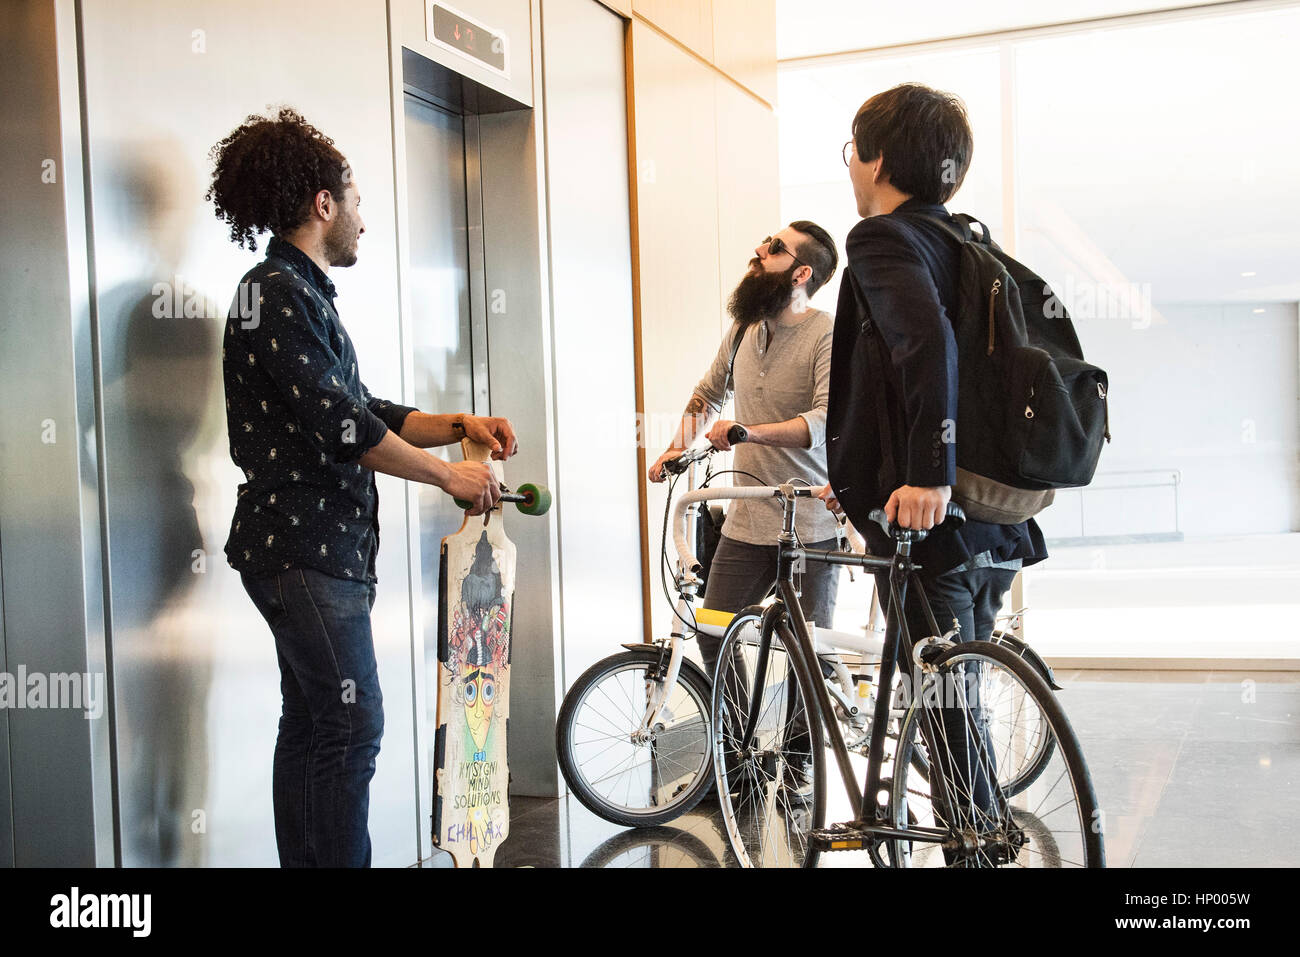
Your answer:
[727,261,798,327]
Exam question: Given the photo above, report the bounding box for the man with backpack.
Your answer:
[822,83,1110,848]
[823,82,1049,635]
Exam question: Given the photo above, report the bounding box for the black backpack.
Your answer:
[857,211,1111,524]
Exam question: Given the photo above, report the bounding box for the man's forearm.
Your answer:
[358,429,450,487]
[667,393,717,451]
[398,411,467,449]
[743,417,812,449]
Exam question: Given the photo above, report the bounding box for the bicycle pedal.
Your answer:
[810,824,870,852]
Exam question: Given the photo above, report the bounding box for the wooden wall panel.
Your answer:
[632,0,714,62]
[624,3,780,644]
[711,0,777,105]
[627,20,722,642]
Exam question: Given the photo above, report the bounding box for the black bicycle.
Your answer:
[708,485,1105,868]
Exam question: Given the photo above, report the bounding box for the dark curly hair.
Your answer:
[206,107,351,251]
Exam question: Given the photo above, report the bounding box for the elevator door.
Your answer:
[402,93,485,802]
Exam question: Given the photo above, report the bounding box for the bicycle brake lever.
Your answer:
[834,520,858,582]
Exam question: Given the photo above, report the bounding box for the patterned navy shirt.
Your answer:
[222,237,415,582]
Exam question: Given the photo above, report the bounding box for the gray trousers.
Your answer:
[700,534,840,764]
[698,533,841,677]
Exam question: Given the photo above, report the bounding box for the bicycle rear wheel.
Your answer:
[556,648,714,827]
[889,640,1104,868]
[988,631,1058,795]
[711,611,825,867]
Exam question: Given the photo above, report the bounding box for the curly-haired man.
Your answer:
[209,108,517,867]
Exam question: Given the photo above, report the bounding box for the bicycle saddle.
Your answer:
[867,501,966,542]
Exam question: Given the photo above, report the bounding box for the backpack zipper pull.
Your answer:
[1099,381,1111,442]
[987,278,1001,355]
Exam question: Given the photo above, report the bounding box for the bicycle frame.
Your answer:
[663,481,1070,863]
[638,593,887,739]
[756,487,1020,856]
[729,485,963,854]
[633,593,736,734]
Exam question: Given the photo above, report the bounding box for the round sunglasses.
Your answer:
[761,235,812,279]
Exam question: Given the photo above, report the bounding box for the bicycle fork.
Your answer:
[776,587,863,821]
[634,598,691,740]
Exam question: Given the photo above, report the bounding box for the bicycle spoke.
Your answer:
[894,648,1098,868]
[714,622,821,868]
[572,733,634,768]
[562,656,712,820]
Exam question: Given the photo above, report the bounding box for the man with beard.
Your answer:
[648,222,840,794]
[208,108,516,867]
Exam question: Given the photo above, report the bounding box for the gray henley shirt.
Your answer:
[694,309,839,545]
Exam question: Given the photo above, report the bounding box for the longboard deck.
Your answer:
[432,439,516,867]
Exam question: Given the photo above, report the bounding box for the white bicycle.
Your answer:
[554,435,898,827]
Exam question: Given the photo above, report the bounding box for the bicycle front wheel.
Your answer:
[711,610,826,868]
[889,640,1104,868]
[556,648,714,827]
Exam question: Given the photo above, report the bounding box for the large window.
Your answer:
[781,3,1300,659]
[1014,8,1300,540]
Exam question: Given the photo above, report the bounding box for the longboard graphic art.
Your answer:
[432,438,549,868]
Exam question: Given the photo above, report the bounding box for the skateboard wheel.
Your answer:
[516,483,551,516]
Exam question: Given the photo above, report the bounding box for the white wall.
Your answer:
[778,1,1300,662]
[1037,302,1299,540]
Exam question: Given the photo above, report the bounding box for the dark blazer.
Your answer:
[826,198,1046,574]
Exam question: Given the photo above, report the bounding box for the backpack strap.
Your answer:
[956,213,993,244]
[724,322,746,395]
[901,209,998,248]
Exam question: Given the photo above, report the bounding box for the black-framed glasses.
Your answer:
[842,139,856,167]
[761,235,812,279]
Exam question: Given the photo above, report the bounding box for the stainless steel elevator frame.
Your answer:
[1,0,639,867]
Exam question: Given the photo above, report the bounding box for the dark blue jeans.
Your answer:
[242,568,384,867]
[878,564,1017,844]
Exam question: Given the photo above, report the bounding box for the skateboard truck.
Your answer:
[454,482,552,515]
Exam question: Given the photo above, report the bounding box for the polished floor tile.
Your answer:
[424,670,1300,868]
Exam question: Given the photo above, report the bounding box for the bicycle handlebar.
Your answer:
[670,492,967,579]
[866,501,966,540]
[670,486,783,574]
[660,425,748,476]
